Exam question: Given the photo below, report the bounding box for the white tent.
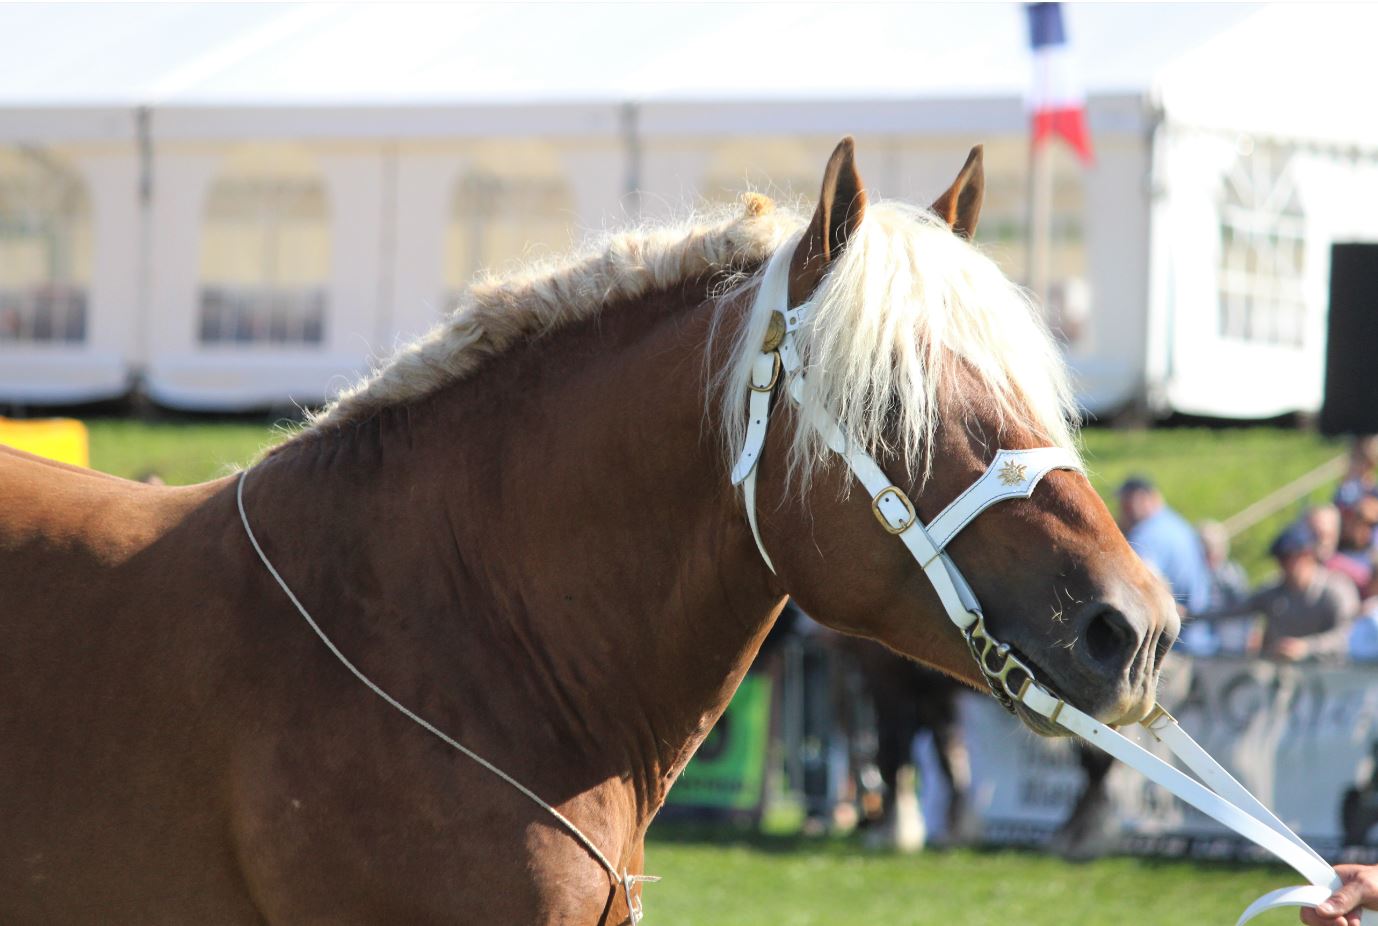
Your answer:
[1,2,1372,415]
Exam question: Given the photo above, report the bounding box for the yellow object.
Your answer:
[0,417,90,467]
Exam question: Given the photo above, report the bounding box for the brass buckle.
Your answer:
[871,486,916,534]
[749,351,781,393]
[762,310,786,352]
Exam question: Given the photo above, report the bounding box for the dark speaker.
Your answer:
[1321,243,1378,436]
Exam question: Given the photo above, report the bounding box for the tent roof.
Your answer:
[1153,3,1378,147]
[1,2,1371,146]
[0,2,1255,105]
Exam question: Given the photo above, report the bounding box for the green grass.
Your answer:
[85,417,286,485]
[644,827,1301,925]
[1079,428,1344,580]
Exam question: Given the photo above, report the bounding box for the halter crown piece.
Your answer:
[729,245,1369,926]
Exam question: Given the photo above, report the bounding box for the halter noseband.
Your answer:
[727,245,1362,926]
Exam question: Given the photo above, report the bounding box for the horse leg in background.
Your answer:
[800,632,838,835]
[822,639,868,833]
[1048,746,1118,860]
[926,690,982,847]
[836,646,885,829]
[865,681,926,852]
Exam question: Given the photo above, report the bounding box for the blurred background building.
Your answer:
[1,2,1375,417]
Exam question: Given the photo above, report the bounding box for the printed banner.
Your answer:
[964,657,1378,855]
[666,673,771,813]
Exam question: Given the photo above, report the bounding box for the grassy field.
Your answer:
[644,826,1301,925]
[55,418,1348,922]
[84,417,289,486]
[1079,427,1344,580]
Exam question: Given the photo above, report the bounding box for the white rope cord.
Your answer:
[235,469,655,920]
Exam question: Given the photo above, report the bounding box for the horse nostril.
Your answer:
[1082,603,1138,670]
[1152,625,1175,671]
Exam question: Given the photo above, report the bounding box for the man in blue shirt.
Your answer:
[1117,476,1216,655]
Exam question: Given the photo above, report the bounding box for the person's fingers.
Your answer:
[1299,908,1331,926]
[1318,878,1370,918]
[1301,904,1352,926]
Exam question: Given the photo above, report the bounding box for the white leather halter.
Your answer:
[730,246,1367,926]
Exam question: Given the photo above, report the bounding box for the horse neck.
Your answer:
[245,281,783,822]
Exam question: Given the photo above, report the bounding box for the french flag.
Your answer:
[1027,2,1094,164]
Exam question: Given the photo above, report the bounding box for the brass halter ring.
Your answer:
[962,614,1036,710]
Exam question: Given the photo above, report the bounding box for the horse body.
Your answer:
[0,454,266,921]
[0,139,1178,924]
[0,272,787,923]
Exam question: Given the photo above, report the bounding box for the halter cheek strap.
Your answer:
[729,246,1365,926]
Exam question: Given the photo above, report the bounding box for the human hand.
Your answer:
[1300,865,1378,926]
[1271,637,1309,661]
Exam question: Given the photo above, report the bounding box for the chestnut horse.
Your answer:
[0,139,1176,924]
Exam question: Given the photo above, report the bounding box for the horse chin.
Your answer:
[1010,678,1159,738]
[1012,701,1073,738]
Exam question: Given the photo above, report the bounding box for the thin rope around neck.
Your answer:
[235,468,656,921]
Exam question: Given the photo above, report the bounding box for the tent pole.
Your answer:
[1026,137,1053,313]
[620,101,643,218]
[134,105,153,401]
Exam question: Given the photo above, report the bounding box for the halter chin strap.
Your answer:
[729,247,1362,926]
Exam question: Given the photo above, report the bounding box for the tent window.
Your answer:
[443,162,573,306]
[199,146,330,347]
[0,148,91,345]
[1218,142,1306,347]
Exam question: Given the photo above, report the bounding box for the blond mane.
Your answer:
[310,194,1079,494]
[717,201,1081,490]
[311,195,797,429]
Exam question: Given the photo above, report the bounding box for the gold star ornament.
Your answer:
[997,459,1028,486]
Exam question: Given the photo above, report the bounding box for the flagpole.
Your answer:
[1026,135,1053,313]
[1025,1,1088,319]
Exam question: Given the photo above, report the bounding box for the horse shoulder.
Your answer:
[0,447,224,569]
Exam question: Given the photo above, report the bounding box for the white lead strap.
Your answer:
[728,268,1368,925]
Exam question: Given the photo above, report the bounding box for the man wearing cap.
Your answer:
[1203,522,1360,660]
[1117,476,1215,653]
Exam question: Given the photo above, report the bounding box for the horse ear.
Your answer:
[931,145,985,240]
[788,137,868,306]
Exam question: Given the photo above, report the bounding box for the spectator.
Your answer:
[1335,435,1378,510]
[1337,498,1378,596]
[1199,519,1248,610]
[1117,476,1215,654]
[1203,523,1360,661]
[1309,503,1370,592]
[1348,598,1378,661]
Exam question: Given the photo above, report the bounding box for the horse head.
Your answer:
[726,138,1179,734]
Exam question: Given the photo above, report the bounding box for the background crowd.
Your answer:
[1127,435,1378,662]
